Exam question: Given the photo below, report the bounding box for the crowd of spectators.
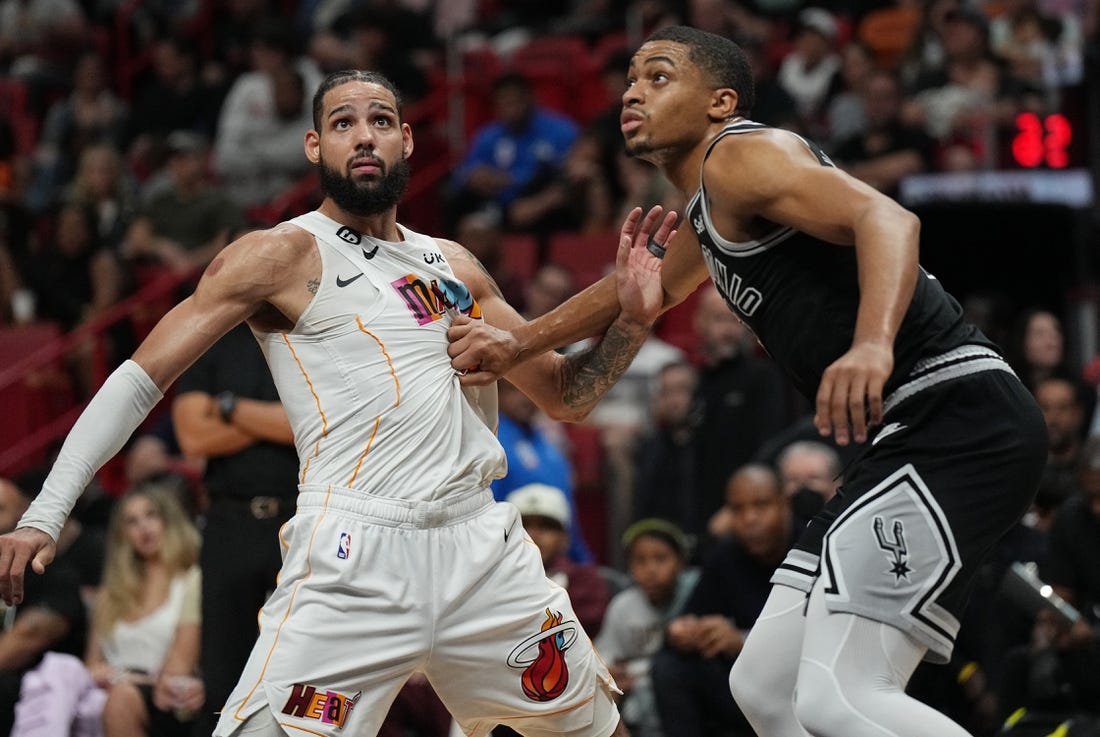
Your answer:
[0,0,1098,736]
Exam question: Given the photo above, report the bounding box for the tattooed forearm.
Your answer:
[307,278,319,295]
[561,316,651,412]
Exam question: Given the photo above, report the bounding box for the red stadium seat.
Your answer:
[546,230,619,288]
[592,30,631,69]
[508,35,599,122]
[458,46,504,140]
[500,233,539,282]
[0,79,37,155]
[0,323,76,475]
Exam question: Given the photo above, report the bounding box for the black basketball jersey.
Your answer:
[685,120,995,404]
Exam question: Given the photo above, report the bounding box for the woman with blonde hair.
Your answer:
[85,484,204,737]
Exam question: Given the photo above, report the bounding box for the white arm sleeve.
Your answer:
[18,360,163,541]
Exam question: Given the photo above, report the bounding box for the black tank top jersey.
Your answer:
[685,120,994,402]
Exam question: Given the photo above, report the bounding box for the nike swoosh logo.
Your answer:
[336,273,364,288]
[362,245,379,260]
[872,422,907,446]
[504,519,516,543]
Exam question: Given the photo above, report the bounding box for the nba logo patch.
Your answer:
[337,532,351,560]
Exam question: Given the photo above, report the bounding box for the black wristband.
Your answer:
[216,391,238,423]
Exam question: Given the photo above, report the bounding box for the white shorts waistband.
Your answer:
[296,485,495,528]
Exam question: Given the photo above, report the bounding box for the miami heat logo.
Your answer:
[507,609,578,702]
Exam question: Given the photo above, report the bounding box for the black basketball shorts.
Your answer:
[771,364,1047,662]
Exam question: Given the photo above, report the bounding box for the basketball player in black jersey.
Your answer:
[449,25,1048,737]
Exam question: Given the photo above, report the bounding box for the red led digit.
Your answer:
[1012,112,1044,168]
[1043,113,1071,169]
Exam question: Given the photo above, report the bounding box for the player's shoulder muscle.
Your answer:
[705,128,822,210]
[198,223,316,302]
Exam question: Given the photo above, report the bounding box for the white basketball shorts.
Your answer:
[213,485,620,737]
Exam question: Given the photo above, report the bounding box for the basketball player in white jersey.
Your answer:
[0,70,679,736]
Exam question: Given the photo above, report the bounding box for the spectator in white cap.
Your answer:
[507,483,610,635]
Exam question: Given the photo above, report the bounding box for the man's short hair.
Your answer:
[644,25,756,116]
[312,70,405,131]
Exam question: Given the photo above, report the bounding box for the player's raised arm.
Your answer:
[446,206,677,421]
[447,205,701,384]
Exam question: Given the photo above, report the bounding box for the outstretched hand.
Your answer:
[0,527,57,605]
[615,206,678,327]
[814,341,893,445]
[447,205,677,385]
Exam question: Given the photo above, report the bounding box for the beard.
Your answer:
[624,138,653,158]
[317,153,411,216]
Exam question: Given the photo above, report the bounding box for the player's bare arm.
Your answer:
[705,132,920,444]
[133,226,315,388]
[443,216,670,422]
[0,226,315,606]
[447,206,695,383]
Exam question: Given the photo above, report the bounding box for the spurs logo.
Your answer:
[874,516,912,583]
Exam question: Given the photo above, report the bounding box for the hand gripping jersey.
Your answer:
[685,120,1002,411]
[260,211,506,500]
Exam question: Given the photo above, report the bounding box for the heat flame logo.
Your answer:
[507,608,577,702]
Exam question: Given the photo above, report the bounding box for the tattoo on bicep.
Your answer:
[561,320,647,409]
[307,278,319,295]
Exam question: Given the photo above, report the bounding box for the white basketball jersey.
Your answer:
[256,210,505,501]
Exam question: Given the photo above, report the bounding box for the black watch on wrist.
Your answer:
[216,391,238,423]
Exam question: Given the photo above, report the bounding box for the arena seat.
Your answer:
[0,79,37,155]
[0,322,75,475]
[508,35,599,122]
[500,233,539,282]
[547,230,618,288]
